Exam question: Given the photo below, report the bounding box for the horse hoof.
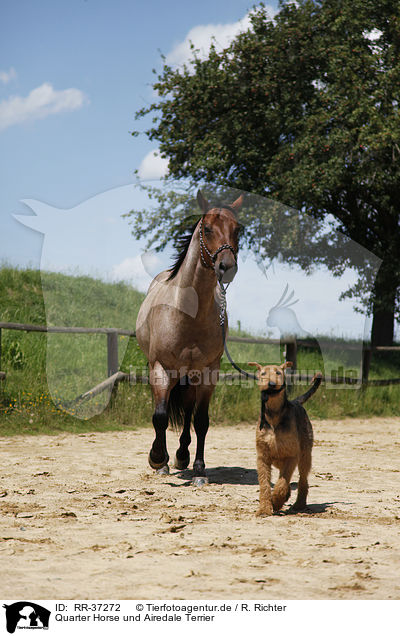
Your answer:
[174,453,190,470]
[192,476,209,487]
[148,452,169,471]
[156,464,170,475]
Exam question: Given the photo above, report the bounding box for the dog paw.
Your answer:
[271,496,286,512]
[256,507,273,517]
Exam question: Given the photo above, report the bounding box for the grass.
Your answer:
[0,266,399,436]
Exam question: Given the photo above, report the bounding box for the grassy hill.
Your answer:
[0,266,399,435]
[0,267,150,433]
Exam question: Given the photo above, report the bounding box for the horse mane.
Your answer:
[167,219,199,280]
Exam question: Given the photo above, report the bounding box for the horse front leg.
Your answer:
[192,383,215,486]
[148,362,174,474]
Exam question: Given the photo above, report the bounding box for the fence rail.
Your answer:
[0,321,399,398]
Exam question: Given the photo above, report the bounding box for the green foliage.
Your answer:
[132,0,400,331]
[5,340,25,369]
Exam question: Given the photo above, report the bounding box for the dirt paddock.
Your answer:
[1,418,399,600]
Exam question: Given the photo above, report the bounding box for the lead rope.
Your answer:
[218,280,258,381]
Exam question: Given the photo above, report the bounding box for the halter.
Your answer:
[199,215,237,270]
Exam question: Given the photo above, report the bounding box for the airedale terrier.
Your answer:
[248,361,322,516]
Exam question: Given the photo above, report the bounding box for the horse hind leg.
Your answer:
[192,385,214,486]
[174,385,195,470]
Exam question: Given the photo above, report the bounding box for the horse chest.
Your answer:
[179,341,220,366]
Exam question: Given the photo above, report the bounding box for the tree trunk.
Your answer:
[371,306,395,346]
[371,264,396,347]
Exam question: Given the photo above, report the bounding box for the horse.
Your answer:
[135,190,243,485]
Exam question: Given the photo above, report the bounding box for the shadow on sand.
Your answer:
[166,466,350,515]
[171,465,259,486]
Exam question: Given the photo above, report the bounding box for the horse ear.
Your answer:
[197,190,210,214]
[230,194,244,210]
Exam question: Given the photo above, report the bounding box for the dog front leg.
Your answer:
[256,440,273,516]
[272,458,297,512]
[291,446,312,511]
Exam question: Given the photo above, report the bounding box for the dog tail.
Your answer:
[295,372,322,405]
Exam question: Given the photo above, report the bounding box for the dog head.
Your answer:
[248,361,293,393]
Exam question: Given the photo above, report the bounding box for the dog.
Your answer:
[248,361,322,516]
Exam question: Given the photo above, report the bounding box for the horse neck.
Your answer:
[175,225,218,318]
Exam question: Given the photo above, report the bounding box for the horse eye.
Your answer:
[204,225,212,235]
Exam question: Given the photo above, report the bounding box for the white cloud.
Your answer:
[166,7,276,67]
[111,249,175,292]
[0,82,87,132]
[0,67,17,84]
[137,149,169,180]
[111,254,155,292]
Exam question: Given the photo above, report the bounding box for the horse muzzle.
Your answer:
[215,258,238,283]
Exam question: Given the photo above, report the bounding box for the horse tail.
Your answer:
[168,376,189,430]
[294,372,322,405]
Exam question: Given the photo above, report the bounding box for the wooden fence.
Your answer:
[0,322,399,403]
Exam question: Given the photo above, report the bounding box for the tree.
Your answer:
[133,0,400,345]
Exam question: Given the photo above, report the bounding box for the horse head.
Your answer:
[197,190,243,284]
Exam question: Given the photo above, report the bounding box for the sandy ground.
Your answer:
[0,418,399,600]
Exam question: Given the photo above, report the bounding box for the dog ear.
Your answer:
[248,361,262,371]
[281,361,293,369]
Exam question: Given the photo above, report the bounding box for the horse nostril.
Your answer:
[217,260,237,283]
[268,381,276,388]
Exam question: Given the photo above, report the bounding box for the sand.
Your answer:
[1,418,399,599]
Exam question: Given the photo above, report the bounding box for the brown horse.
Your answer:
[136,190,243,485]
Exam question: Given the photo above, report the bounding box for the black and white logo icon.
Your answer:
[3,602,51,633]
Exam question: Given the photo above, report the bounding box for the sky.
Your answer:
[0,0,388,341]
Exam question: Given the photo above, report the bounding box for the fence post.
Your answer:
[107,331,119,377]
[362,347,372,385]
[285,338,297,371]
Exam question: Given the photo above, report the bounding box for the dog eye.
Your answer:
[276,371,281,375]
